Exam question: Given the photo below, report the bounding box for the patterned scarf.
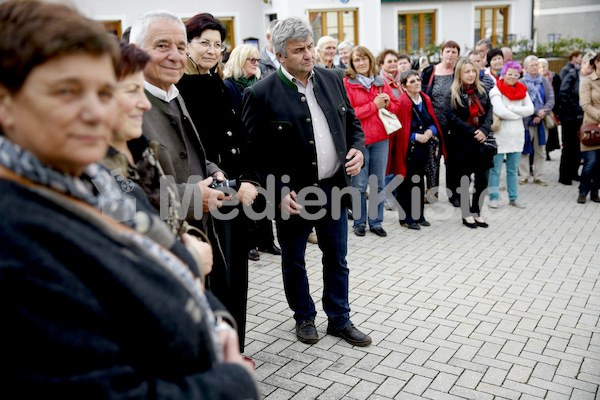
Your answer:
[463,84,485,127]
[497,79,528,101]
[382,69,401,89]
[490,68,501,81]
[0,135,225,365]
[523,72,545,109]
[0,136,134,223]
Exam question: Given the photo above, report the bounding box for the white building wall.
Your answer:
[71,0,533,58]
[381,0,532,57]
[75,0,265,50]
[262,0,382,53]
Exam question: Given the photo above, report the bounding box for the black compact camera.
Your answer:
[210,178,239,192]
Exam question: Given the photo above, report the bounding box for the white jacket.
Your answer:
[489,85,534,154]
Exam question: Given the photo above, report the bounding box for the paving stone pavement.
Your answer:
[245,150,600,400]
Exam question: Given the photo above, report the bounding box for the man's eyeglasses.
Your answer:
[247,58,261,64]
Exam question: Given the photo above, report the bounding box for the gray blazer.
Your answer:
[142,91,222,221]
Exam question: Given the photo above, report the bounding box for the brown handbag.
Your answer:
[579,123,600,146]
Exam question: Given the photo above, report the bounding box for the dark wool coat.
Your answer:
[0,178,259,399]
[444,86,494,168]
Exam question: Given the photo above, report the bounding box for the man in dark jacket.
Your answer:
[560,49,583,80]
[243,16,370,347]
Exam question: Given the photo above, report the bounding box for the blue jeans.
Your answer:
[351,139,389,228]
[579,149,600,195]
[489,152,520,201]
[275,186,351,330]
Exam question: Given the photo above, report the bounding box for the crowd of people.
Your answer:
[2,0,599,395]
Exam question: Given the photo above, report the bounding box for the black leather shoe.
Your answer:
[577,194,587,204]
[474,219,489,228]
[417,219,431,227]
[591,193,600,203]
[369,227,387,237]
[354,225,366,236]
[400,221,420,230]
[327,323,371,347]
[258,244,281,255]
[462,218,478,228]
[296,321,318,344]
[248,248,260,261]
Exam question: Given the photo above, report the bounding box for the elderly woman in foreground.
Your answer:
[0,0,258,397]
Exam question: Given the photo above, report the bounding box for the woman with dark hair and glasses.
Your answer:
[177,12,259,363]
[223,44,281,262]
[388,70,444,229]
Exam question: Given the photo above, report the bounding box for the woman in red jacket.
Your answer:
[388,70,444,229]
[344,46,400,237]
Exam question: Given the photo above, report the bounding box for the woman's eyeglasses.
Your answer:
[194,39,223,51]
[247,58,261,64]
[505,73,520,78]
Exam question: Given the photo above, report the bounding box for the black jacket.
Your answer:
[444,87,493,166]
[178,70,253,181]
[558,69,583,123]
[242,66,365,204]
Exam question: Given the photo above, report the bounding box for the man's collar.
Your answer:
[280,66,315,87]
[144,81,180,103]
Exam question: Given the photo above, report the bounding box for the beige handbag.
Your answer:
[379,108,402,134]
[377,86,401,134]
[543,112,557,129]
[491,114,501,131]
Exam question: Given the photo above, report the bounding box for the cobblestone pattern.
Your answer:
[246,152,600,399]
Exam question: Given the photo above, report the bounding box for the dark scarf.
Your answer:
[463,84,485,127]
[497,79,528,101]
[233,75,258,92]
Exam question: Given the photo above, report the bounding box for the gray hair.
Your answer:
[316,35,337,50]
[338,40,354,51]
[271,16,313,58]
[522,55,538,68]
[538,58,549,67]
[129,10,186,47]
[476,38,493,50]
[266,19,279,36]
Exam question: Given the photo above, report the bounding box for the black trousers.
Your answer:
[559,119,583,182]
[397,142,426,223]
[210,211,249,352]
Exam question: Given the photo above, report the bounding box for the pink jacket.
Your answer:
[344,75,401,145]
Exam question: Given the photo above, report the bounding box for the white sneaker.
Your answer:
[509,199,526,208]
[488,199,499,208]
